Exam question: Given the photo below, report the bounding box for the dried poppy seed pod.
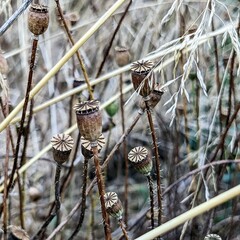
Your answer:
[131,60,155,98]
[115,46,130,67]
[74,100,102,146]
[28,4,49,36]
[8,225,29,240]
[51,133,74,164]
[81,134,105,159]
[204,234,222,240]
[128,146,152,176]
[104,192,123,220]
[139,83,165,112]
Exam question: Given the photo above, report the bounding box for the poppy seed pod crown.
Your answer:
[128,146,152,176]
[51,133,74,164]
[104,192,123,220]
[28,4,49,36]
[81,134,105,159]
[131,60,155,98]
[74,100,102,145]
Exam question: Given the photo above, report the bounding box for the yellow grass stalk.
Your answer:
[135,184,240,240]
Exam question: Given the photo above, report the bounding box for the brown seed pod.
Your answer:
[115,46,130,67]
[74,100,102,145]
[104,192,123,220]
[81,134,105,159]
[139,83,165,112]
[51,133,74,164]
[8,226,29,240]
[128,146,152,176]
[28,4,49,36]
[0,53,8,75]
[131,60,155,97]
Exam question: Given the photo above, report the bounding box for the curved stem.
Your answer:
[147,175,154,230]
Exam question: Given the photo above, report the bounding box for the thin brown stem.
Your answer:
[32,163,62,240]
[147,175,154,230]
[145,103,162,226]
[16,170,24,229]
[8,37,38,194]
[118,219,130,240]
[95,0,132,78]
[209,103,240,163]
[90,192,96,240]
[119,73,129,224]
[92,146,112,240]
[55,0,94,100]
[226,51,236,126]
[102,111,141,169]
[68,157,89,239]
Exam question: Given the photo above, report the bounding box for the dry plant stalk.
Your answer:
[74,100,111,239]
[32,133,74,240]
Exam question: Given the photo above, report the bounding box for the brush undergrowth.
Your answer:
[0,0,240,239]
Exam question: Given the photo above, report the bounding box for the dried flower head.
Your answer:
[139,83,165,112]
[204,234,222,240]
[131,60,155,97]
[81,134,105,159]
[28,4,49,36]
[115,46,130,67]
[8,225,29,240]
[0,53,8,75]
[104,192,123,220]
[74,100,102,144]
[51,133,74,164]
[128,146,152,176]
